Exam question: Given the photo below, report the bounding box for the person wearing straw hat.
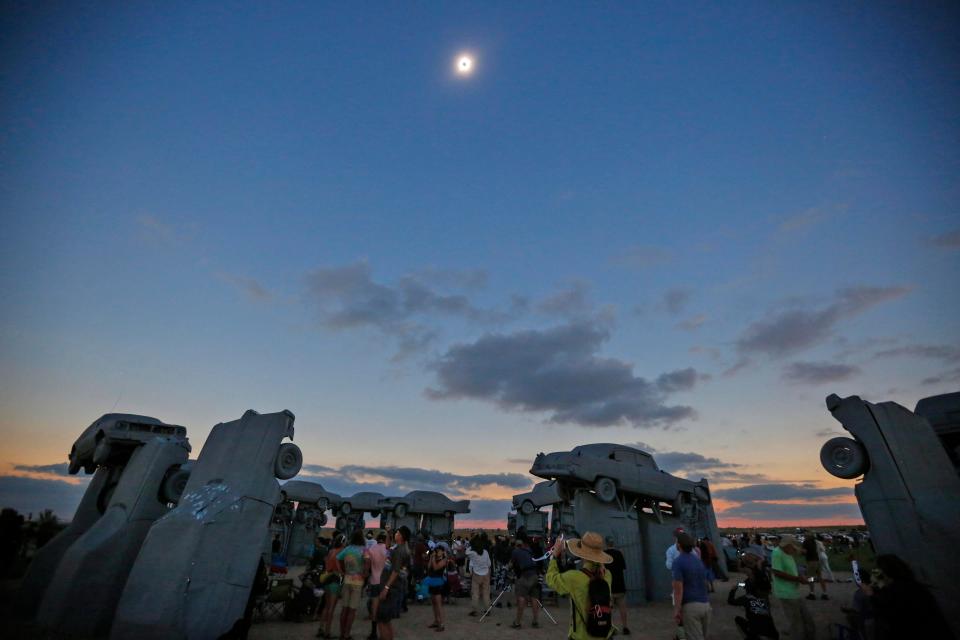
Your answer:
[771,534,815,640]
[546,531,614,640]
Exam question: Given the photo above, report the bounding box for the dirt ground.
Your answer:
[250,570,856,640]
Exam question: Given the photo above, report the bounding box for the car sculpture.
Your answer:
[512,480,561,515]
[112,409,302,640]
[530,443,711,507]
[380,490,470,518]
[821,391,960,638]
[17,414,191,626]
[338,491,386,517]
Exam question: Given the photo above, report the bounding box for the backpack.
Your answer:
[573,567,612,638]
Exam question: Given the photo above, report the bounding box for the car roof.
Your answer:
[570,443,659,468]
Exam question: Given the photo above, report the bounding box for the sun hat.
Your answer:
[565,532,613,564]
[779,534,800,551]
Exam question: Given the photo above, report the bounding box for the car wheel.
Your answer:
[594,477,617,503]
[520,500,536,515]
[339,502,352,516]
[820,437,869,479]
[160,467,192,503]
[274,443,303,480]
[394,503,408,518]
[370,510,380,518]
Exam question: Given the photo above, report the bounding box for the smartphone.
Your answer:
[807,577,816,583]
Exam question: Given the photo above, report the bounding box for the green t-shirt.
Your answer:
[771,547,799,599]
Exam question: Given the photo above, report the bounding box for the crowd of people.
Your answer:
[292,527,631,639]
[265,525,953,640]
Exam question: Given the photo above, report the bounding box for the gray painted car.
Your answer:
[530,443,710,506]
[112,409,302,640]
[339,491,386,517]
[68,413,188,475]
[821,392,960,638]
[512,480,561,515]
[380,490,470,518]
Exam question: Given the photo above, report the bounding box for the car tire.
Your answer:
[340,502,352,516]
[370,510,380,518]
[160,467,192,503]
[520,500,536,515]
[594,477,617,503]
[820,437,869,479]
[274,443,303,480]
[394,503,408,518]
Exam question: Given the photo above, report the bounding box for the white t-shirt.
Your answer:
[465,548,491,576]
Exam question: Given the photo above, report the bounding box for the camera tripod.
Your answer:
[478,583,557,625]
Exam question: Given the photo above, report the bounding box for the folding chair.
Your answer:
[257,578,296,621]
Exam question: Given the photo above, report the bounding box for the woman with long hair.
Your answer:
[316,533,346,639]
[426,547,449,631]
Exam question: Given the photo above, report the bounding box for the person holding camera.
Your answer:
[770,535,814,640]
[511,537,541,629]
[425,547,449,631]
[545,531,613,640]
[728,550,778,640]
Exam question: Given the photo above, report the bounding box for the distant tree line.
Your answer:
[0,507,67,578]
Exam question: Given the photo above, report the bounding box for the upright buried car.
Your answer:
[530,443,710,508]
[112,409,302,640]
[821,392,960,638]
[16,414,191,625]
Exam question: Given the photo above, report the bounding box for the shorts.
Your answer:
[375,587,402,622]
[806,560,821,579]
[340,583,363,609]
[514,572,540,598]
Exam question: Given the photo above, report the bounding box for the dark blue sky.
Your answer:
[2,2,958,525]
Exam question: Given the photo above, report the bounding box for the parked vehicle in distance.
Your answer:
[530,443,711,506]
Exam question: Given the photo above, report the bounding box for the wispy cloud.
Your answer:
[927,228,960,250]
[676,315,708,331]
[782,361,861,384]
[218,272,273,302]
[736,285,911,357]
[427,321,701,429]
[922,367,960,386]
[536,281,592,318]
[13,463,72,476]
[874,344,960,363]
[298,464,533,498]
[777,207,830,234]
[662,289,692,315]
[715,483,852,502]
[303,261,504,357]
